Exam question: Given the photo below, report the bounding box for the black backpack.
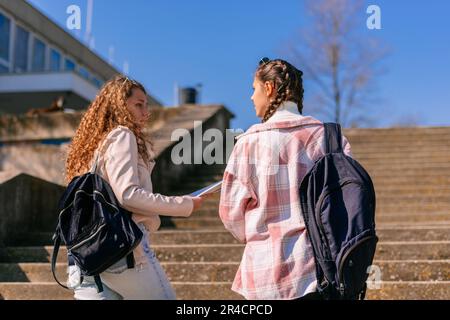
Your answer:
[299,123,378,300]
[52,152,143,293]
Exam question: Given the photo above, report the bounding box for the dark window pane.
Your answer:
[65,58,75,71]
[49,49,61,71]
[13,25,29,72]
[32,38,46,72]
[92,77,102,88]
[79,66,89,79]
[0,63,8,73]
[0,13,10,61]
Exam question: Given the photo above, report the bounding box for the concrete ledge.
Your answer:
[0,281,448,300]
[0,172,64,246]
[1,260,447,283]
[1,242,448,263]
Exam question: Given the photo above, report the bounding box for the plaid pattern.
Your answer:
[219,114,352,299]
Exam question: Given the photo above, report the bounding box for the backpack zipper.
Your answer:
[337,234,376,297]
[93,190,119,212]
[315,179,356,260]
[69,223,107,250]
[58,189,119,221]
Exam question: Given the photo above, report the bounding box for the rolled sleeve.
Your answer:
[219,171,252,243]
[218,140,255,243]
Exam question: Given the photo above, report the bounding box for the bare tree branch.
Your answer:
[285,0,388,127]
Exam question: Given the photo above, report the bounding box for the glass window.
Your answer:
[31,37,46,72]
[13,25,29,72]
[65,58,75,71]
[0,13,10,61]
[92,77,103,88]
[49,48,61,71]
[78,66,89,79]
[0,63,8,73]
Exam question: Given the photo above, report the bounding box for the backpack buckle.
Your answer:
[316,279,331,299]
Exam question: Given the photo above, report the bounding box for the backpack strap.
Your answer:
[94,275,104,293]
[359,283,367,300]
[324,122,343,154]
[89,150,101,174]
[126,253,135,269]
[89,137,110,174]
[51,232,69,290]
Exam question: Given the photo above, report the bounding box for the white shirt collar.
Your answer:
[266,101,301,123]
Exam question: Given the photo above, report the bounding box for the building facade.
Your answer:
[0,0,161,114]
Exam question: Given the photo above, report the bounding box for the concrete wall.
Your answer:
[0,106,233,246]
[0,173,65,246]
[0,106,232,187]
[152,108,233,194]
[0,108,180,142]
[0,143,68,186]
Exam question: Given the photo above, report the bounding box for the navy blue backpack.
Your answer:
[299,123,378,300]
[52,152,143,293]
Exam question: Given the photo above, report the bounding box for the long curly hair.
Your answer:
[65,75,152,183]
[255,59,304,123]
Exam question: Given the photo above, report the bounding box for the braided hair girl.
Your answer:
[219,57,354,300]
[251,58,304,122]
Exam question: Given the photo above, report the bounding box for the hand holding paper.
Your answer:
[190,181,222,197]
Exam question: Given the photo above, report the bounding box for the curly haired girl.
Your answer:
[65,75,202,299]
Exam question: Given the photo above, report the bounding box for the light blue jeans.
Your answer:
[67,225,176,300]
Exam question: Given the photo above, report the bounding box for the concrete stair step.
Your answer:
[363,281,450,300]
[354,152,450,160]
[375,189,450,197]
[362,164,450,172]
[183,162,450,174]
[350,140,450,147]
[162,213,450,229]
[375,205,450,213]
[193,201,447,213]
[358,158,450,166]
[162,210,450,222]
[184,212,450,224]
[344,126,450,134]
[0,281,448,300]
[346,133,450,140]
[351,145,450,152]
[347,134,450,140]
[166,221,450,231]
[373,181,450,189]
[176,166,450,184]
[352,149,450,157]
[345,128,450,137]
[367,170,450,178]
[375,195,450,203]
[8,226,450,246]
[1,260,447,283]
[1,241,448,263]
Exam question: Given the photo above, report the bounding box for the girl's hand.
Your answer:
[191,196,203,212]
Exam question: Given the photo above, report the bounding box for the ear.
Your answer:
[264,81,275,98]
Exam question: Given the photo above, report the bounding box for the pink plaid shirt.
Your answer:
[219,101,352,299]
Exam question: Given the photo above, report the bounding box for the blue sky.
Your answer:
[28,0,450,130]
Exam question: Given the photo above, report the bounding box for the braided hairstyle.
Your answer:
[255,59,304,123]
